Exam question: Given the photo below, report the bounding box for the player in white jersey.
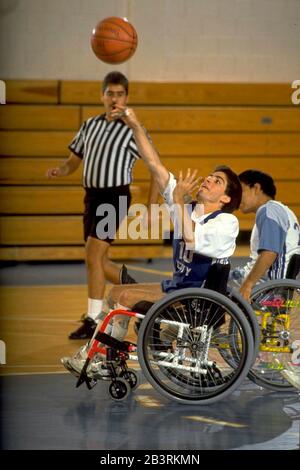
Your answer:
[61,106,242,379]
[230,170,300,301]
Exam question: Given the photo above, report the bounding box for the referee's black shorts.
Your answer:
[83,185,131,244]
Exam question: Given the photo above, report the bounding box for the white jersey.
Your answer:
[232,200,300,282]
[163,173,239,258]
[161,173,239,292]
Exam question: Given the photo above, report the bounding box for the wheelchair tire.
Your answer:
[108,378,130,401]
[248,279,300,392]
[228,288,261,364]
[137,288,254,405]
[119,369,140,391]
[219,290,261,373]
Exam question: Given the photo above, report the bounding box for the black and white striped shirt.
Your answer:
[69,114,140,188]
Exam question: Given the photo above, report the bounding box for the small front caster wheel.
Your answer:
[119,369,140,391]
[108,378,130,401]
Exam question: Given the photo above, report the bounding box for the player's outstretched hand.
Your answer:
[173,169,203,203]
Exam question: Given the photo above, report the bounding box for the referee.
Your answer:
[46,71,157,339]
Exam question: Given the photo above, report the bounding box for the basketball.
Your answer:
[90,17,138,64]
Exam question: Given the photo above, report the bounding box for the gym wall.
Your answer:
[0,0,299,82]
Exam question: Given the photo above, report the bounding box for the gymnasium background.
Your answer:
[0,0,299,263]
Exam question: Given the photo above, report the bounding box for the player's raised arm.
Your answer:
[110,105,170,193]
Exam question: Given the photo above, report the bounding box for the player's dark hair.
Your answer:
[238,169,276,199]
[102,71,129,95]
[214,165,242,213]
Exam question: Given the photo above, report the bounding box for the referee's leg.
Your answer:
[68,237,137,339]
[68,236,110,339]
[68,186,137,339]
[86,235,110,300]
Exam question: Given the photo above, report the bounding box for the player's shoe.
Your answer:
[69,316,97,340]
[61,345,109,379]
[120,265,137,284]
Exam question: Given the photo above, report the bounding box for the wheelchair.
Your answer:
[228,253,300,392]
[75,254,300,403]
[75,263,257,405]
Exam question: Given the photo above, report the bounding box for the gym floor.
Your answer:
[0,258,300,451]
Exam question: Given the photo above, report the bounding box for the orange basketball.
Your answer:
[91,17,138,64]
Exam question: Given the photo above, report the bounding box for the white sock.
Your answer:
[87,298,103,321]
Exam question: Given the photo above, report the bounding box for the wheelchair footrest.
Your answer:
[75,358,98,390]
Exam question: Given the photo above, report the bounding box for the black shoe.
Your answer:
[120,264,137,284]
[69,317,97,340]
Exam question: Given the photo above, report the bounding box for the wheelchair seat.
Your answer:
[203,262,231,329]
[286,253,300,280]
[203,262,231,295]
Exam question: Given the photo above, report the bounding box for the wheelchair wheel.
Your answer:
[119,368,140,391]
[248,279,300,391]
[108,378,130,401]
[137,288,254,405]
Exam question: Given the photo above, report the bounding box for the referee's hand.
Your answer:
[109,105,138,128]
[46,167,63,178]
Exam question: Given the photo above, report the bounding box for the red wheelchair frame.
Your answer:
[76,309,144,400]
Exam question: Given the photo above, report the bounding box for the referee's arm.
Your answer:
[46,152,82,179]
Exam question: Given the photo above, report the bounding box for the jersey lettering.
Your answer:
[178,241,194,264]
